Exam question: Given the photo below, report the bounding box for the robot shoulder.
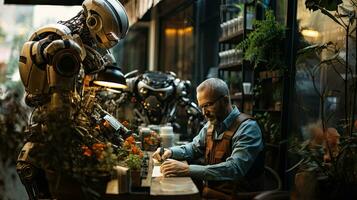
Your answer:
[28,23,73,41]
[19,24,78,96]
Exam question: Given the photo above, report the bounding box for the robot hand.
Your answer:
[44,39,82,77]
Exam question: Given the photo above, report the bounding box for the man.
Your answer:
[152,78,265,198]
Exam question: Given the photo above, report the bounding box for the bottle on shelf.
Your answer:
[246,6,255,30]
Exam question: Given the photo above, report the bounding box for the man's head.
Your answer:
[196,78,232,125]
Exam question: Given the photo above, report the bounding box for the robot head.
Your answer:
[82,0,129,49]
[136,72,176,124]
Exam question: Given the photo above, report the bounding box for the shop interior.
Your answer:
[0,0,356,199]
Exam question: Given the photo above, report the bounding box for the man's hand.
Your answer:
[160,159,189,177]
[152,147,172,162]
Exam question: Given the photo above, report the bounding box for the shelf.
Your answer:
[243,93,254,99]
[219,29,244,43]
[257,70,283,82]
[231,93,242,100]
[253,109,281,113]
[219,61,243,71]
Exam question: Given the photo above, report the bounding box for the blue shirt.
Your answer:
[170,106,263,181]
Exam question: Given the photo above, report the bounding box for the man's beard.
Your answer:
[206,115,218,126]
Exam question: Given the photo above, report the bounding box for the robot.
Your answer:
[16,0,129,199]
[113,70,204,138]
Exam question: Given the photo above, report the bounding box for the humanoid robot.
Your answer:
[16,0,129,199]
[115,71,204,138]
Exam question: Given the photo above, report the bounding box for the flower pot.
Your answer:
[131,170,141,188]
[294,171,319,199]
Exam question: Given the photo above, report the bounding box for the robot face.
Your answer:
[83,0,129,49]
[138,87,172,101]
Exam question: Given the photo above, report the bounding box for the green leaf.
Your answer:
[305,0,343,11]
[322,0,343,11]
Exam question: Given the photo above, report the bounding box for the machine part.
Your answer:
[114,71,204,134]
[16,142,52,200]
[83,0,129,48]
[17,1,130,198]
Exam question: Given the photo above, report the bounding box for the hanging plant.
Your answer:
[237,9,286,70]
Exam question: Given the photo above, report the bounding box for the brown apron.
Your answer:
[202,113,264,199]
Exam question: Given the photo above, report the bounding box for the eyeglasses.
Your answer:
[199,95,225,110]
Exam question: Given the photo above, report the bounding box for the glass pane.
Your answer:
[293,0,356,139]
[159,4,194,80]
[112,24,149,74]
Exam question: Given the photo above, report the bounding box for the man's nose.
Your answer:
[203,108,210,115]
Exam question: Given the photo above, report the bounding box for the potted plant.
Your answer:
[142,130,161,151]
[123,135,143,187]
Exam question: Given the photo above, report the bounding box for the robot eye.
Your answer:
[158,92,168,99]
[87,16,97,27]
[139,88,148,95]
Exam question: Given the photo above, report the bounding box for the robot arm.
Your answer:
[44,38,82,67]
[19,24,85,106]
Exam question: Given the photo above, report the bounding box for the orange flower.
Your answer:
[123,141,130,148]
[91,143,106,160]
[126,136,135,144]
[82,145,93,157]
[323,128,340,162]
[92,143,106,151]
[143,137,152,145]
[132,145,139,154]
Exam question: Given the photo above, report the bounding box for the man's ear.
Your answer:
[223,95,229,103]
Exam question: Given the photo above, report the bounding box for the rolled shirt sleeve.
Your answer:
[169,125,207,162]
[171,119,263,181]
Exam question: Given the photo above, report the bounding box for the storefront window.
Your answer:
[0,2,81,83]
[159,4,194,80]
[292,0,356,138]
[112,23,149,74]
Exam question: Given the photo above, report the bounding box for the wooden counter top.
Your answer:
[105,151,200,199]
